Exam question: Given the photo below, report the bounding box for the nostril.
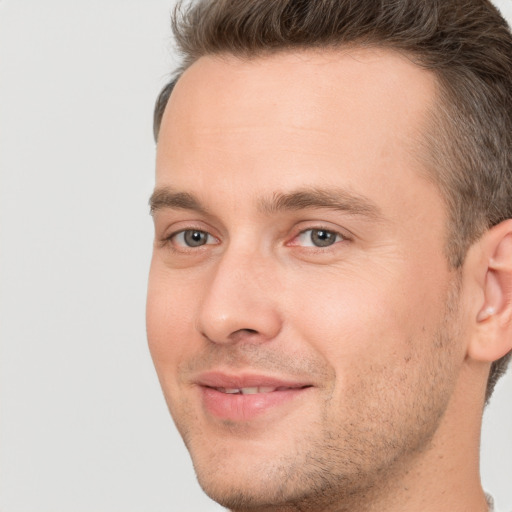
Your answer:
[226,328,261,343]
[242,329,258,335]
[229,328,259,339]
[229,328,259,336]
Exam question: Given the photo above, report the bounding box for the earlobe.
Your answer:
[468,220,512,363]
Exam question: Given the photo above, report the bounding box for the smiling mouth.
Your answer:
[199,382,313,421]
[211,385,312,395]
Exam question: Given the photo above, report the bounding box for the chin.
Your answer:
[187,431,357,512]
[184,433,307,510]
[194,462,305,512]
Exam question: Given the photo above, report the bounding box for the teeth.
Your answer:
[241,387,258,394]
[217,386,280,394]
[258,386,276,393]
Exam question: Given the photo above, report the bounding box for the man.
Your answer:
[146,0,512,511]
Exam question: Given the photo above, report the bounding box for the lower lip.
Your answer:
[200,387,309,422]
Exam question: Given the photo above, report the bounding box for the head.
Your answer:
[147,1,512,510]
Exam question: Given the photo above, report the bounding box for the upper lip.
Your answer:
[195,371,312,390]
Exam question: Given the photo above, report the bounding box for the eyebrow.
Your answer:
[258,188,383,220]
[149,188,209,215]
[149,186,383,220]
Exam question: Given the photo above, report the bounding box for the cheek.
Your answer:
[146,263,199,372]
[284,262,460,447]
[285,259,449,378]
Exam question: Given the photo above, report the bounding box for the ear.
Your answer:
[467,219,512,363]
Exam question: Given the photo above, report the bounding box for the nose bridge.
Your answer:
[196,241,282,344]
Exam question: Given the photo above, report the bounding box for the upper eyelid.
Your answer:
[299,227,343,237]
[299,226,344,235]
[160,221,218,239]
[169,228,218,241]
[292,224,353,240]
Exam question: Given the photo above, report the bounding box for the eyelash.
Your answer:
[163,226,348,251]
[290,227,347,249]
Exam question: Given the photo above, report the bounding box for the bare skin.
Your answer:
[147,49,512,512]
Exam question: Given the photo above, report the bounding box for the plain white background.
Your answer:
[0,1,511,511]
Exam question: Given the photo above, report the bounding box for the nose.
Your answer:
[196,247,283,345]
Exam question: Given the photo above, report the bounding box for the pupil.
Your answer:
[185,230,206,246]
[311,230,335,247]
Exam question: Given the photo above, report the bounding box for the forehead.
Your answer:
[156,48,439,213]
[161,48,435,132]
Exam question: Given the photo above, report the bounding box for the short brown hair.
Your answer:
[153,0,512,401]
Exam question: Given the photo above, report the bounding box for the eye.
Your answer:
[171,229,217,248]
[296,228,344,248]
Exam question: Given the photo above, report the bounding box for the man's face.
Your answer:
[147,50,467,510]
